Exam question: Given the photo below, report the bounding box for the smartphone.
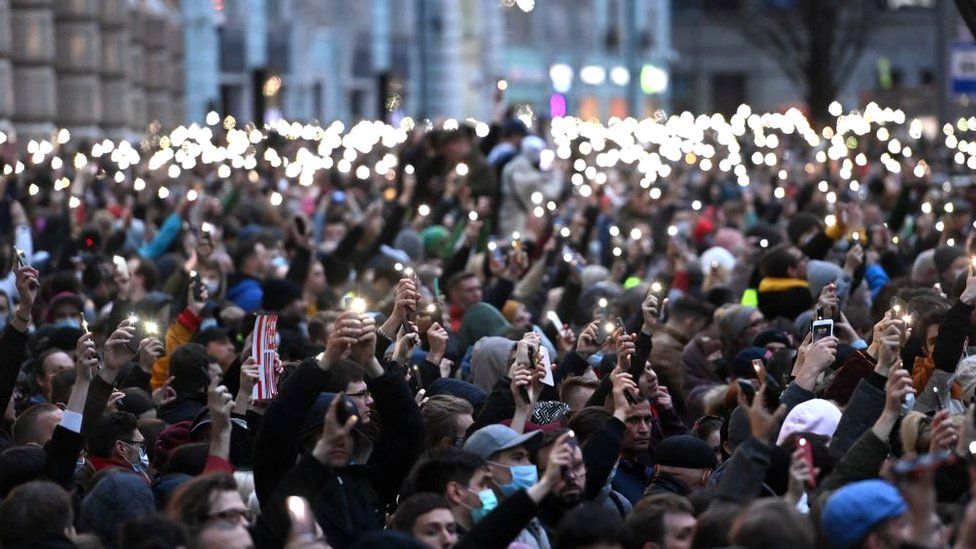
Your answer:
[113,255,129,279]
[412,364,425,391]
[14,246,28,268]
[795,437,817,488]
[752,358,767,385]
[128,316,144,353]
[189,270,206,301]
[737,379,757,405]
[334,395,358,426]
[286,496,316,539]
[293,216,307,236]
[811,319,833,342]
[546,311,565,333]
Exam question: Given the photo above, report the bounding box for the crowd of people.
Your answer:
[1,101,976,549]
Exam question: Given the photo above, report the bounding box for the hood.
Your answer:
[457,303,511,352]
[470,336,516,392]
[301,392,374,465]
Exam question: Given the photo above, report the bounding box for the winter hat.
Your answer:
[933,246,966,277]
[693,217,715,244]
[822,480,906,549]
[44,291,84,323]
[153,421,193,470]
[731,347,767,380]
[261,278,301,312]
[458,303,511,353]
[581,265,611,288]
[115,388,155,418]
[700,246,736,274]
[420,226,450,259]
[775,398,842,445]
[807,259,843,299]
[470,336,516,393]
[80,472,156,546]
[717,305,758,352]
[654,435,718,469]
[426,378,488,411]
[752,329,791,348]
[394,229,425,262]
[911,249,937,286]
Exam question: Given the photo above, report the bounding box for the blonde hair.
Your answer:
[899,411,932,456]
[421,395,474,449]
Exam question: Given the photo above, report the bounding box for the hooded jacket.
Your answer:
[757,277,812,321]
[470,336,516,393]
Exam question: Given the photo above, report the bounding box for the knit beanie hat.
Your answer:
[776,398,842,445]
[822,480,906,549]
[806,259,843,299]
[654,435,718,469]
[717,305,758,352]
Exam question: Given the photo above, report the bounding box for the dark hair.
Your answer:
[410,448,485,496]
[421,395,474,449]
[628,493,694,546]
[669,296,716,324]
[231,239,260,272]
[729,499,814,549]
[169,343,211,394]
[786,212,824,246]
[554,504,630,549]
[0,446,47,498]
[323,358,364,393]
[167,472,238,527]
[759,246,799,279]
[0,481,74,545]
[559,377,599,408]
[88,411,139,458]
[49,370,77,407]
[567,407,612,444]
[692,415,724,441]
[446,272,478,295]
[391,493,451,533]
[690,502,740,549]
[134,259,160,293]
[119,514,188,549]
[162,442,209,476]
[12,403,61,446]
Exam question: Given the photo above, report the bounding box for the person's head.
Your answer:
[305,260,327,295]
[934,246,968,290]
[447,272,482,310]
[167,473,251,546]
[652,435,718,492]
[195,329,237,372]
[786,212,824,248]
[169,343,212,396]
[554,504,630,549]
[821,479,909,549]
[560,377,599,412]
[691,415,724,465]
[232,240,268,279]
[0,290,11,329]
[730,499,814,549]
[391,493,458,549]
[12,403,63,447]
[536,432,586,506]
[665,296,714,335]
[717,305,765,355]
[132,258,159,296]
[115,387,157,420]
[33,349,74,400]
[0,481,74,545]
[463,424,540,497]
[329,358,373,424]
[46,292,84,327]
[88,411,146,471]
[411,448,493,530]
[308,311,337,347]
[502,300,532,332]
[421,395,474,449]
[118,514,188,549]
[622,400,654,454]
[760,245,806,280]
[638,363,660,397]
[502,119,529,146]
[628,493,696,549]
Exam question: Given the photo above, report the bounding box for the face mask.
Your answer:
[495,464,538,496]
[122,442,149,475]
[202,279,220,295]
[53,318,80,329]
[464,488,498,524]
[199,318,218,332]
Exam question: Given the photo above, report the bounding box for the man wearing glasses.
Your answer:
[85,411,149,480]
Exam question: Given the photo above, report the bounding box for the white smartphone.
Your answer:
[811,318,834,342]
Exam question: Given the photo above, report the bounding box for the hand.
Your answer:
[392,323,420,363]
[152,376,177,407]
[610,367,638,420]
[883,368,914,418]
[929,409,959,453]
[510,362,538,409]
[640,292,659,332]
[615,331,635,371]
[74,332,98,384]
[463,217,483,246]
[391,277,419,323]
[876,318,909,376]
[322,312,361,369]
[13,265,39,315]
[817,283,838,318]
[652,385,673,410]
[438,358,454,379]
[843,244,864,274]
[556,327,576,356]
[106,390,126,413]
[739,382,787,443]
[426,322,449,364]
[137,337,165,374]
[188,279,209,315]
[803,336,838,373]
[575,321,600,358]
[786,447,818,502]
[961,270,976,306]
[537,432,574,493]
[207,374,234,437]
[103,319,137,376]
[350,315,377,365]
[238,357,260,397]
[313,392,359,467]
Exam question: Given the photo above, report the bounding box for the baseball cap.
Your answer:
[821,479,907,549]
[463,424,541,460]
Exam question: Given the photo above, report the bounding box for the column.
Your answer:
[10,0,57,143]
[55,0,102,138]
[0,0,13,133]
[142,0,170,128]
[168,4,185,125]
[100,0,128,139]
[181,0,219,124]
[126,0,146,134]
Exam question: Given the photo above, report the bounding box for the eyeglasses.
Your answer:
[121,440,147,450]
[347,389,371,399]
[206,508,253,524]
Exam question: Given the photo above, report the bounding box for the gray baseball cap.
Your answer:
[463,424,541,460]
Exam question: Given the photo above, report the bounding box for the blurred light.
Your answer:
[610,66,630,86]
[549,93,567,118]
[639,64,668,94]
[549,64,573,93]
[580,65,606,85]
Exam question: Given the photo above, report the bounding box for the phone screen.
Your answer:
[811,320,833,342]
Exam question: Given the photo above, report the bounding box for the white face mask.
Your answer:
[202,279,220,294]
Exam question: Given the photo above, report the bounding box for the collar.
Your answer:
[758,277,809,292]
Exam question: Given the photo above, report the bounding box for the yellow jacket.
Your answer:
[151,308,202,390]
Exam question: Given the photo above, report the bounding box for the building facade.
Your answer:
[0,0,185,143]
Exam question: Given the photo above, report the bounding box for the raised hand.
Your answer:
[739,382,787,443]
[426,322,449,365]
[575,321,600,358]
[350,315,377,366]
[75,332,98,384]
[152,376,177,407]
[615,331,636,371]
[137,337,165,375]
[929,409,959,453]
[207,373,234,459]
[321,311,361,369]
[313,392,359,467]
[641,291,659,333]
[610,367,639,420]
[103,318,138,381]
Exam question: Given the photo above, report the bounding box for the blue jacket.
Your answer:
[228,277,263,312]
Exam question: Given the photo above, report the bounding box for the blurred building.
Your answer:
[0,0,184,142]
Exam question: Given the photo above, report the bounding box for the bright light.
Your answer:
[610,66,630,86]
[549,64,574,93]
[639,64,668,94]
[516,0,535,12]
[580,65,606,85]
[828,101,843,117]
[206,111,220,125]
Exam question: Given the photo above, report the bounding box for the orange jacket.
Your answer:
[150,308,202,390]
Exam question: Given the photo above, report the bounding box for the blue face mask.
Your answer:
[495,464,538,496]
[466,488,498,524]
[53,318,80,329]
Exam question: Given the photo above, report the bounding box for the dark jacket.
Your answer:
[252,359,424,549]
[0,323,29,416]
